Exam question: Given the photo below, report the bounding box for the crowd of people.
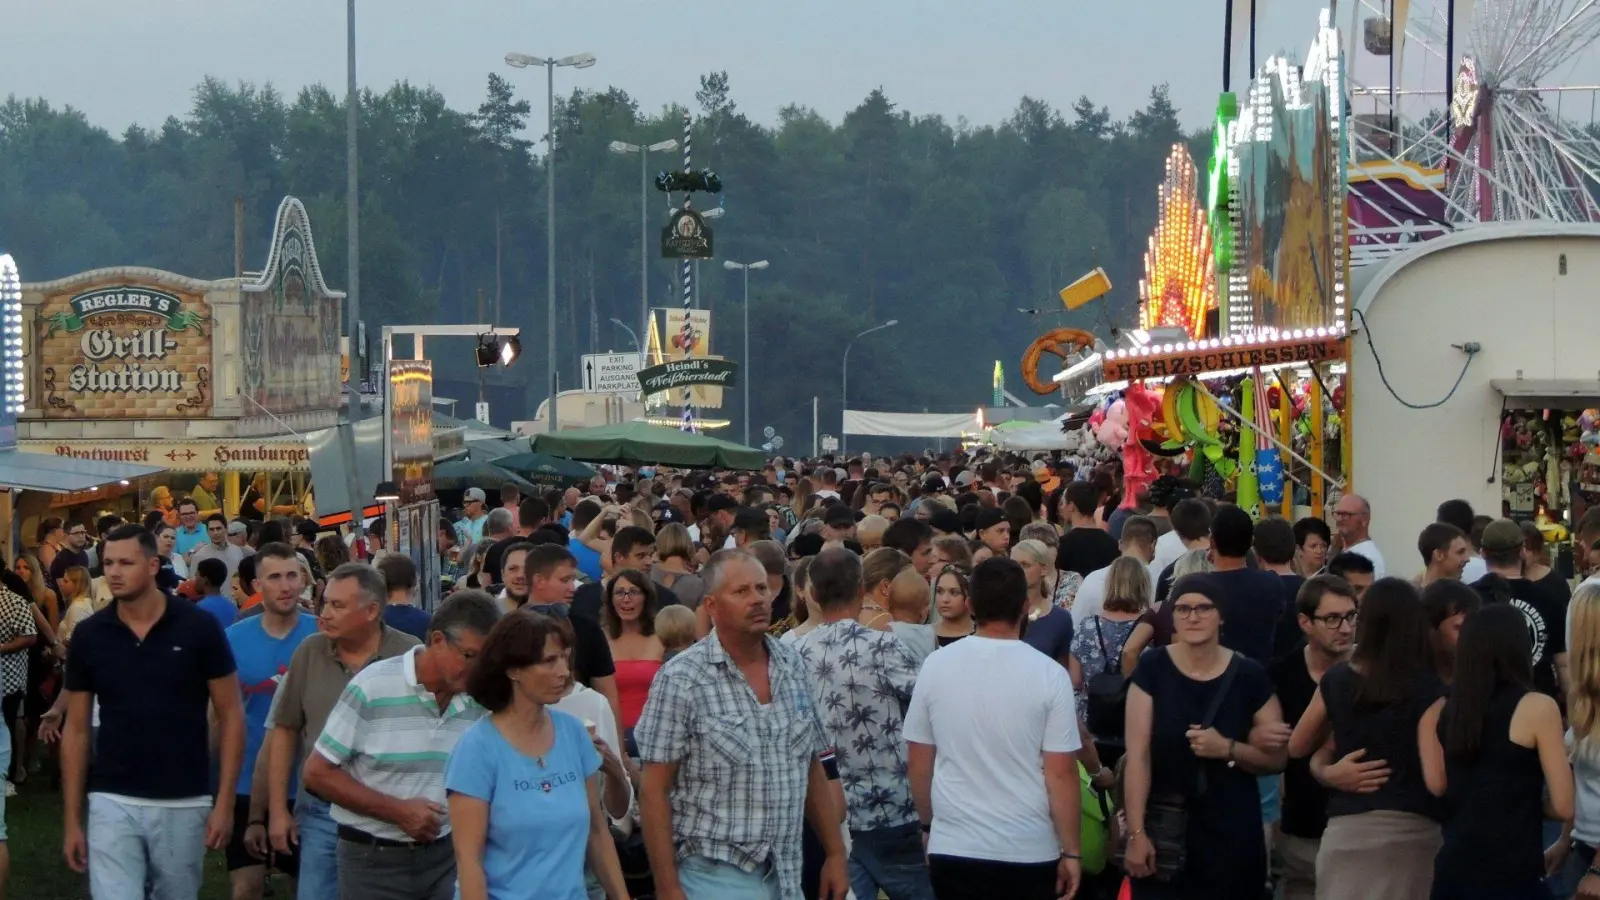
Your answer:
[2,450,1599,900]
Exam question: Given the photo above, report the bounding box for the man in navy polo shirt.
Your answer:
[60,523,246,900]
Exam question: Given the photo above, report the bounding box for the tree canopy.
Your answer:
[0,74,1202,445]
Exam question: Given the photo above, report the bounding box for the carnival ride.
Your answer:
[1345,0,1600,265]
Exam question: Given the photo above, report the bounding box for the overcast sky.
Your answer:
[9,1,1600,138]
[0,0,1370,135]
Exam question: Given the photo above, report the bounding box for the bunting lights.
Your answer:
[0,254,22,417]
[1139,145,1216,339]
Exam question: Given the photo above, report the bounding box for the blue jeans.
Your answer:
[676,855,780,900]
[86,794,208,900]
[1550,828,1591,900]
[296,794,340,900]
[850,823,934,900]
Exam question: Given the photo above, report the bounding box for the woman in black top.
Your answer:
[1420,603,1574,900]
[1122,575,1289,900]
[1288,577,1444,900]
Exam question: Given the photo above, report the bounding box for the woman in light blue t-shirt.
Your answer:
[446,612,629,900]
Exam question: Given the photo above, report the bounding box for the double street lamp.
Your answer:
[609,138,679,358]
[505,50,596,434]
[722,260,769,446]
[841,320,898,455]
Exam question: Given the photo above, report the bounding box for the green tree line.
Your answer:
[0,72,1203,445]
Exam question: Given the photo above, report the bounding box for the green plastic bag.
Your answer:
[1080,763,1117,875]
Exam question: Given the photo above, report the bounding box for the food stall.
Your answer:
[15,197,343,538]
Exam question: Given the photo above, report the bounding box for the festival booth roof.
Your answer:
[0,450,166,493]
[430,459,537,494]
[530,421,765,470]
[842,410,975,439]
[465,437,530,462]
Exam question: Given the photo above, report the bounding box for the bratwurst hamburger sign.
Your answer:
[37,283,212,419]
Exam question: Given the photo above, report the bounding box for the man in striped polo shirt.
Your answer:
[303,590,501,900]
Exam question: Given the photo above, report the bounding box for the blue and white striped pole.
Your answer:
[680,112,696,432]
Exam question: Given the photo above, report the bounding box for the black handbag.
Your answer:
[1119,655,1240,882]
[1085,618,1130,738]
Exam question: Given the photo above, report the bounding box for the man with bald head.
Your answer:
[1333,493,1385,578]
[856,515,890,552]
[636,550,848,900]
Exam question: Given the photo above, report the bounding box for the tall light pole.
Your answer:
[609,138,677,360]
[606,317,640,351]
[505,51,596,434]
[841,319,898,455]
[723,260,768,446]
[346,0,362,422]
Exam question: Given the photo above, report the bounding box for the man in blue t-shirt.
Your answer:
[374,553,430,640]
[1205,506,1286,664]
[193,558,237,634]
[224,544,318,898]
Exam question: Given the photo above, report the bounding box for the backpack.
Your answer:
[1085,617,1130,738]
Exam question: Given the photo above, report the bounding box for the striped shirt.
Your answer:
[315,645,485,841]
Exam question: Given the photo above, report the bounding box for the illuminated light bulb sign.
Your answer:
[1139,145,1217,340]
[0,254,21,449]
[1223,8,1347,340]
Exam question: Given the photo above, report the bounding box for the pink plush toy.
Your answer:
[1096,399,1129,449]
[1120,383,1162,509]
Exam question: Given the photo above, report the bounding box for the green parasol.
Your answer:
[491,452,600,490]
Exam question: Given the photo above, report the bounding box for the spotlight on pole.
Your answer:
[499,334,521,367]
[475,334,499,368]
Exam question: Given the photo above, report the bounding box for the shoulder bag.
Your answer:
[1118,654,1240,882]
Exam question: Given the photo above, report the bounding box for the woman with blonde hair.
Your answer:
[650,522,705,609]
[859,547,912,630]
[56,566,96,644]
[1013,538,1075,671]
[1010,538,1058,611]
[1548,581,1600,894]
[1070,556,1150,748]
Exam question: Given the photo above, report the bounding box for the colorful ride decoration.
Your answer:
[1021,327,1096,395]
[1140,145,1217,338]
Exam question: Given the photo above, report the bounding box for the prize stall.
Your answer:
[1030,12,1352,519]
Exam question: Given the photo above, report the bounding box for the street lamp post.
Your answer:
[606,317,640,351]
[346,0,361,422]
[505,50,596,434]
[723,260,768,446]
[609,138,678,361]
[840,319,898,455]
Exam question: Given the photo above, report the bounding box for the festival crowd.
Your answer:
[0,451,1597,900]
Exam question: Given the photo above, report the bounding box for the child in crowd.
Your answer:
[655,605,698,661]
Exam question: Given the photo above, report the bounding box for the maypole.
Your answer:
[679,112,696,433]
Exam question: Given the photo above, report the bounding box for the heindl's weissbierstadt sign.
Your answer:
[636,357,739,393]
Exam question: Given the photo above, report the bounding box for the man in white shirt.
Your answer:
[905,556,1082,900]
[1073,516,1157,628]
[1333,493,1386,578]
[1149,498,1211,586]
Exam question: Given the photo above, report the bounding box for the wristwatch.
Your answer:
[1226,739,1237,768]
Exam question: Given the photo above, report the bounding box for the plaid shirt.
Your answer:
[635,632,828,900]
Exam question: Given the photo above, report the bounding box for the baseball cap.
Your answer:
[1480,518,1524,553]
[464,487,488,503]
[922,476,947,494]
[227,520,249,536]
[954,470,977,487]
[974,507,1007,532]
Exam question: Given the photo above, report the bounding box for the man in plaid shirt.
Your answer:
[636,549,848,900]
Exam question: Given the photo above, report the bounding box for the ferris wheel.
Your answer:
[1344,0,1600,231]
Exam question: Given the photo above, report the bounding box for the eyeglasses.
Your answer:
[1312,611,1359,629]
[613,588,646,600]
[1171,602,1219,619]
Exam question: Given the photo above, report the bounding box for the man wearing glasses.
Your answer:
[1267,575,1358,900]
[1332,493,1386,578]
[48,521,92,589]
[303,590,500,900]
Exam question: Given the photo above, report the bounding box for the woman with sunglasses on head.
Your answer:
[1420,602,1573,900]
[599,569,663,748]
[1288,577,1443,900]
[1122,574,1287,900]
